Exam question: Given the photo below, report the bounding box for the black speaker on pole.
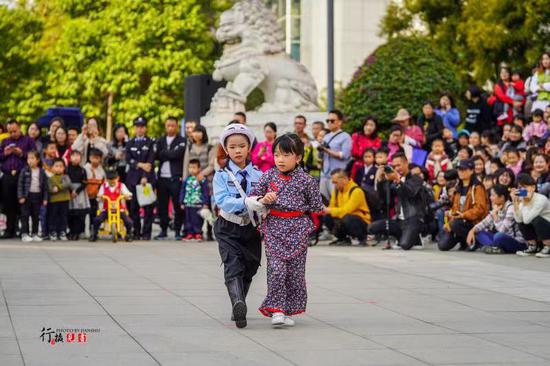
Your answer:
[184,74,226,123]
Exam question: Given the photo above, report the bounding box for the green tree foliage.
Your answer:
[380,0,550,85]
[0,0,233,136]
[339,37,462,133]
[0,6,46,120]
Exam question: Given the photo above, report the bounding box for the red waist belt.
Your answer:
[269,210,323,230]
[269,210,305,218]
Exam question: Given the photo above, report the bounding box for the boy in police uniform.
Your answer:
[213,123,262,329]
[125,117,155,240]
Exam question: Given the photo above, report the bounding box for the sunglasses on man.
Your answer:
[326,119,337,124]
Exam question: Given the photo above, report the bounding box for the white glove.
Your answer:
[245,196,267,213]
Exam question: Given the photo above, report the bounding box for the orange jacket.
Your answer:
[450,182,488,224]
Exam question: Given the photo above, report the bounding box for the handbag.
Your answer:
[136,183,157,207]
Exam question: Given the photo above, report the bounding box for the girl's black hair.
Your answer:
[492,184,510,201]
[264,122,277,132]
[272,133,304,157]
[363,148,375,157]
[193,124,209,144]
[362,116,378,137]
[112,123,129,145]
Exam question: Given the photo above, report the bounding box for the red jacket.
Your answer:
[350,133,381,179]
[493,81,525,125]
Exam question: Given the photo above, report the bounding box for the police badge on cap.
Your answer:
[133,117,147,126]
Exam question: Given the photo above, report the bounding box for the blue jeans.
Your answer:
[475,231,527,253]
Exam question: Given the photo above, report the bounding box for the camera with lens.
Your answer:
[317,141,330,151]
[383,165,394,174]
[428,198,451,212]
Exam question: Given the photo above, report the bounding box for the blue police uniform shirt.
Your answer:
[213,160,262,214]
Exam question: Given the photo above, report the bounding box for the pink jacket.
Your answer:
[251,140,275,172]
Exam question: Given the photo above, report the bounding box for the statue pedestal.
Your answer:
[201,111,327,143]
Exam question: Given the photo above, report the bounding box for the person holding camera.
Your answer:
[72,117,108,164]
[437,159,489,251]
[513,173,550,258]
[323,169,371,246]
[319,110,352,200]
[368,152,425,250]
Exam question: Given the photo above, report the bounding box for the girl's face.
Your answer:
[363,152,374,166]
[490,162,499,174]
[389,131,402,144]
[481,136,489,145]
[225,134,250,167]
[483,179,493,191]
[507,152,519,166]
[458,149,469,160]
[442,128,453,140]
[498,173,512,186]
[542,54,550,69]
[533,156,548,173]
[474,159,485,174]
[264,126,276,141]
[469,133,480,146]
[27,154,38,167]
[422,104,433,117]
[28,124,40,139]
[545,139,550,154]
[70,153,81,166]
[436,172,446,186]
[440,96,450,108]
[49,121,61,136]
[273,146,301,173]
[363,120,376,136]
[490,190,506,207]
[500,68,510,82]
[115,128,126,142]
[55,128,67,144]
[192,130,204,144]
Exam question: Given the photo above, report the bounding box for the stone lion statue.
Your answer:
[209,0,319,114]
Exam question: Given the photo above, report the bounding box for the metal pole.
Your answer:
[285,0,292,55]
[327,0,334,111]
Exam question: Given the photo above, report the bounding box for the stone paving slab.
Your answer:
[0,239,549,366]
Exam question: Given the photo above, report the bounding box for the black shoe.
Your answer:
[88,233,98,242]
[226,277,247,328]
[125,233,133,242]
[337,238,352,246]
[154,232,168,240]
[0,233,15,239]
[357,239,367,247]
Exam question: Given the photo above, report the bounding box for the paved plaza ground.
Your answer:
[0,238,549,366]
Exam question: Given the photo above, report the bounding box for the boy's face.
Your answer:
[188,163,201,176]
[458,136,469,146]
[432,141,444,154]
[363,152,374,166]
[45,144,57,157]
[375,152,388,166]
[509,128,521,141]
[317,130,326,143]
[312,123,322,138]
[107,177,118,186]
[90,155,101,166]
[52,162,64,175]
[442,128,453,140]
[458,149,469,160]
[483,179,493,191]
[70,153,81,165]
[436,173,446,186]
[68,129,78,144]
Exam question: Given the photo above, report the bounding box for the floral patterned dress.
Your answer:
[252,167,324,317]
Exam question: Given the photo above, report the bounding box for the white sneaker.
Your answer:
[271,312,285,327]
[21,234,33,243]
[58,233,68,241]
[283,316,295,327]
[50,233,57,241]
[535,246,550,258]
[32,235,43,242]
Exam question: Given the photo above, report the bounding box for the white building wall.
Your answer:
[300,0,389,96]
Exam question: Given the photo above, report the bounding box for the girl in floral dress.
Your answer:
[251,133,325,327]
